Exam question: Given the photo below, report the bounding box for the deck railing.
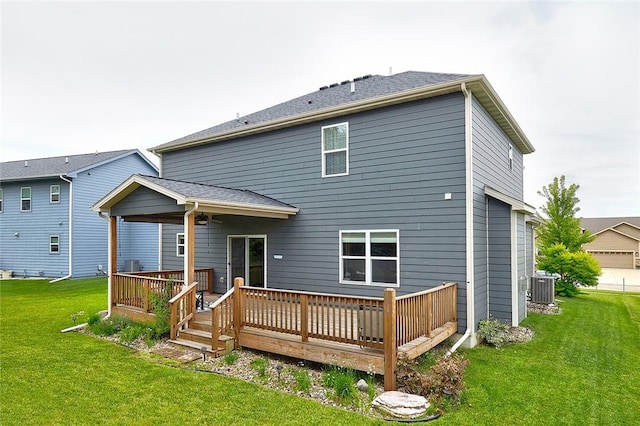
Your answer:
[129,268,213,292]
[111,273,182,312]
[169,282,198,340]
[210,287,235,349]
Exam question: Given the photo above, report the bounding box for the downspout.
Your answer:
[50,175,73,283]
[447,82,474,355]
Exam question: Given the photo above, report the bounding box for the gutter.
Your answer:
[50,175,73,283]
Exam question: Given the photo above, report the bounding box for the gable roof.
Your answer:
[92,174,299,220]
[0,149,158,182]
[151,71,534,156]
[580,217,640,234]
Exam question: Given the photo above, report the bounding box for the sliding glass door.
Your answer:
[228,235,266,289]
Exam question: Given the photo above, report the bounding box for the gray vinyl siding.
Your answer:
[487,197,512,323]
[0,179,70,277]
[471,94,525,326]
[72,154,159,276]
[160,94,469,314]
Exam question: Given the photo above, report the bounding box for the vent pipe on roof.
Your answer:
[65,157,69,163]
[24,161,28,167]
[350,82,355,93]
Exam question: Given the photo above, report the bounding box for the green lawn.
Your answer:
[1,279,638,425]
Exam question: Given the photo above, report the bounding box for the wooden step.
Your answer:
[168,339,218,356]
[189,320,212,333]
[178,328,213,345]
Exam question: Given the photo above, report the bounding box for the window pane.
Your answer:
[372,259,397,284]
[343,259,366,281]
[325,151,346,175]
[343,232,365,256]
[323,124,346,151]
[21,188,31,198]
[22,200,31,211]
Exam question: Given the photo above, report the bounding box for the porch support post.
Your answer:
[383,288,397,391]
[108,215,117,316]
[233,277,244,349]
[184,211,196,286]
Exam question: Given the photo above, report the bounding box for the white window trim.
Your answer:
[0,188,3,213]
[50,185,60,203]
[321,122,349,178]
[176,233,185,257]
[21,187,31,212]
[339,229,399,287]
[50,235,60,254]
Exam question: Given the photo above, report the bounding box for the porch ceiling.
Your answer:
[91,174,299,221]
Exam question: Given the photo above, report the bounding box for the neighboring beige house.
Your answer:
[581,217,640,269]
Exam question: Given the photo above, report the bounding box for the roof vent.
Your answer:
[362,74,371,80]
[244,120,249,125]
[65,157,69,163]
[24,160,28,167]
[350,82,355,93]
[307,100,312,104]
[340,80,350,85]
[319,86,328,91]
[329,83,339,88]
[353,76,363,82]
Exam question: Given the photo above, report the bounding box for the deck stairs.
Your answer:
[168,310,234,356]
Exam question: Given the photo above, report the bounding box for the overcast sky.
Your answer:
[2,0,639,218]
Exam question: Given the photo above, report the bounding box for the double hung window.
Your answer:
[340,230,399,286]
[50,235,60,253]
[21,187,31,211]
[50,185,60,203]
[176,233,185,257]
[322,122,349,177]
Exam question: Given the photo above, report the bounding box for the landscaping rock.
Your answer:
[372,391,429,418]
[356,378,369,392]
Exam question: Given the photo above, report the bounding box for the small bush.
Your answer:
[150,281,173,337]
[250,357,269,379]
[118,323,146,344]
[223,351,239,365]
[322,365,357,404]
[293,368,311,393]
[87,312,102,326]
[397,353,469,406]
[477,316,510,348]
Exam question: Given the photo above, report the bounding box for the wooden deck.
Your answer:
[110,272,458,391]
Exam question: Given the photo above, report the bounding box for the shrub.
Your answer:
[223,351,239,365]
[397,353,469,405]
[118,323,147,344]
[477,316,510,348]
[322,365,357,404]
[87,312,102,326]
[88,314,132,336]
[250,357,269,379]
[292,368,311,393]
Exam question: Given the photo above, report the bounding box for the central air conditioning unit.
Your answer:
[358,305,384,343]
[530,276,555,304]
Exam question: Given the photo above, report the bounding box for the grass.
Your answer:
[0,278,387,425]
[443,290,640,425]
[1,279,638,425]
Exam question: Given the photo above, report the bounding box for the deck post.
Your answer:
[383,288,397,391]
[233,277,244,349]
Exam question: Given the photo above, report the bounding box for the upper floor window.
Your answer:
[50,185,60,203]
[0,188,3,212]
[322,122,349,177]
[176,233,185,257]
[340,230,399,287]
[21,187,31,212]
[50,235,60,254]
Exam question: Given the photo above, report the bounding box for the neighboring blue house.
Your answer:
[0,149,159,279]
[94,71,537,346]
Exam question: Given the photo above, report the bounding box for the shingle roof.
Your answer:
[139,175,297,210]
[0,149,140,181]
[152,71,474,151]
[580,217,640,234]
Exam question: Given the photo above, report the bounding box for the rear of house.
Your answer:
[95,71,537,347]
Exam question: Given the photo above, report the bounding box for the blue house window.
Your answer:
[50,235,60,254]
[176,233,185,257]
[21,187,31,212]
[50,185,60,203]
[340,230,399,287]
[322,122,349,177]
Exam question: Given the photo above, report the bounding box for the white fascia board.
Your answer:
[484,186,534,214]
[91,175,187,212]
